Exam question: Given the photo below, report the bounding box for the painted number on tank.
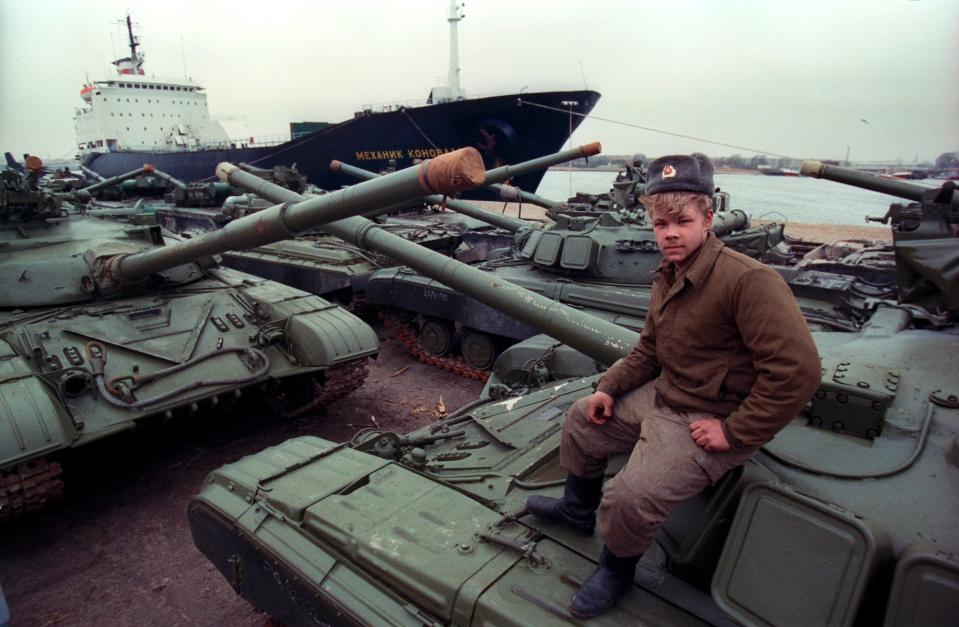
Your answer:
[423,289,449,302]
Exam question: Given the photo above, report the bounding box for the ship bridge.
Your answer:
[74,16,229,155]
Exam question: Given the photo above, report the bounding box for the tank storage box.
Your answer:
[882,543,959,627]
[711,481,889,627]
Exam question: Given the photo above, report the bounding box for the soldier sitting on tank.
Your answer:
[526,153,821,618]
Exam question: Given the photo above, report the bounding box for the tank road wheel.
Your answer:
[461,330,498,371]
[419,319,454,357]
[0,457,64,521]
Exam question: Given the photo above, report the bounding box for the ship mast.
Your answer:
[430,1,466,103]
[125,15,139,61]
[112,14,145,76]
[446,0,465,98]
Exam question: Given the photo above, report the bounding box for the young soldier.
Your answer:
[526,153,821,618]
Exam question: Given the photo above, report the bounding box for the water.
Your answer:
[536,170,913,226]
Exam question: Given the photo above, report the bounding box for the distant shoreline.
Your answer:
[549,166,760,175]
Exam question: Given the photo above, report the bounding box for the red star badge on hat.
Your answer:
[663,164,676,178]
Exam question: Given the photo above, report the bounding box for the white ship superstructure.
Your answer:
[74,16,230,157]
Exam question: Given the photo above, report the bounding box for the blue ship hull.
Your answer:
[83,90,601,197]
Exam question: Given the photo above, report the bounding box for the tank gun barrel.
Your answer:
[485,142,601,185]
[332,161,530,233]
[150,168,187,189]
[222,151,640,367]
[79,165,107,183]
[237,162,268,174]
[801,160,959,206]
[114,148,486,283]
[490,183,563,210]
[333,143,601,232]
[711,209,750,236]
[77,164,155,196]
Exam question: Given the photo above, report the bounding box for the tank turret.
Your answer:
[190,159,959,627]
[1,158,62,220]
[802,160,958,315]
[238,162,308,194]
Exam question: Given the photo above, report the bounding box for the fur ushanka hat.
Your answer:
[645,153,715,196]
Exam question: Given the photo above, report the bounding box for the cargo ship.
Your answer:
[76,8,600,195]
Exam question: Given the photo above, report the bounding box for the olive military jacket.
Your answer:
[596,233,821,449]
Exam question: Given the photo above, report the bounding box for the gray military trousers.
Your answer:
[560,379,756,558]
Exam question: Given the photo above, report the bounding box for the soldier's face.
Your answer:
[652,205,714,268]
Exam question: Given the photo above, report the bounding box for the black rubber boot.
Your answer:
[569,545,641,618]
[525,473,603,536]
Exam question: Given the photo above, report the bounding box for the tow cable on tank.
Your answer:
[85,341,270,409]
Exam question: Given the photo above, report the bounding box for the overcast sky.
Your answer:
[1,0,956,163]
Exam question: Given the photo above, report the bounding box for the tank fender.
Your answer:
[0,339,75,469]
[240,282,378,367]
[285,306,379,367]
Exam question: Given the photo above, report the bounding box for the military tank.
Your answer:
[152,191,499,309]
[188,158,958,626]
[338,159,784,375]
[0,151,483,521]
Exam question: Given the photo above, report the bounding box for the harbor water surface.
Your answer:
[537,169,917,226]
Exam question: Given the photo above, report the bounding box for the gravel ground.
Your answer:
[0,326,483,626]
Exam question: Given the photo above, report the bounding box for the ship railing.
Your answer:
[359,98,431,113]
[358,88,534,113]
[221,134,291,149]
[98,134,294,155]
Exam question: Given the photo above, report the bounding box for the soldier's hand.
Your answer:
[689,418,731,452]
[585,391,615,425]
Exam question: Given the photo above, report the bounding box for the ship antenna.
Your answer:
[125,14,139,60]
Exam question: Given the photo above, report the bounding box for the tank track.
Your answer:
[379,311,489,382]
[281,359,370,418]
[0,457,64,522]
